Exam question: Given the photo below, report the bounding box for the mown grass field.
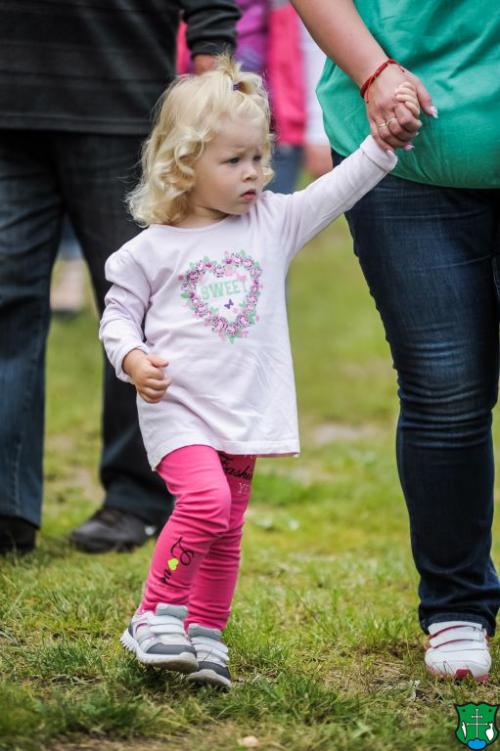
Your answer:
[1,216,499,751]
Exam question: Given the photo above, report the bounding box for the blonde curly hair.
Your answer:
[128,55,274,227]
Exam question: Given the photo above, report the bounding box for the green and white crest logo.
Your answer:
[455,704,498,749]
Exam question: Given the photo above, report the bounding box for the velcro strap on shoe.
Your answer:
[192,641,228,666]
[150,623,184,635]
[429,626,486,649]
[192,636,228,653]
[157,634,191,646]
[150,614,185,626]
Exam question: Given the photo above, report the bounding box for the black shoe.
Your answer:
[0,515,36,555]
[69,506,158,553]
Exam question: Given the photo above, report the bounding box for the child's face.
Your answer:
[188,116,266,222]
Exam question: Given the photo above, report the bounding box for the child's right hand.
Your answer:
[122,349,171,403]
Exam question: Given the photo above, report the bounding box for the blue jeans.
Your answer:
[0,131,172,528]
[268,144,303,195]
[58,216,82,261]
[333,151,500,634]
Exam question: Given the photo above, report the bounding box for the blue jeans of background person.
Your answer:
[333,151,500,635]
[268,144,303,195]
[58,216,82,261]
[0,131,172,529]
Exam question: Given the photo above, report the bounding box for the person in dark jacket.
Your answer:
[0,0,240,555]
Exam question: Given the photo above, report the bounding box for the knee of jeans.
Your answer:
[398,359,498,428]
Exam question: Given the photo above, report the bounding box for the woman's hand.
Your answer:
[366,65,436,152]
[123,349,171,403]
[193,54,218,75]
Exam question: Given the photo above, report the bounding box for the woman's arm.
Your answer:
[292,0,386,86]
[290,0,435,150]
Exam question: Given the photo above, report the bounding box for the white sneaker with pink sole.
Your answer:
[425,620,491,682]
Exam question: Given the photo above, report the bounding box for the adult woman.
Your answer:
[292,0,500,681]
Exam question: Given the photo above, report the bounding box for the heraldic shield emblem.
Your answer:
[455,704,499,749]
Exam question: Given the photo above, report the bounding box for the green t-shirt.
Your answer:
[317,2,500,188]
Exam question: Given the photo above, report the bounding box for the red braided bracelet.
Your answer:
[360,58,403,101]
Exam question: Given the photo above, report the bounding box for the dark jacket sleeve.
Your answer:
[180,0,241,57]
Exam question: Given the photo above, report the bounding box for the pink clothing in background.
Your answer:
[176,0,306,146]
[267,2,305,145]
[234,0,267,74]
[140,446,255,630]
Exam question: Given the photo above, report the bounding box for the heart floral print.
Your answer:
[179,251,263,343]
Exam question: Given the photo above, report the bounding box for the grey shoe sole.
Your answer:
[187,667,232,689]
[120,629,198,672]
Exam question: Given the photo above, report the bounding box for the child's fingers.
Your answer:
[138,392,156,403]
[395,92,418,104]
[148,354,169,368]
[395,81,417,95]
[145,366,169,381]
[395,96,420,117]
[395,84,420,105]
[393,104,422,135]
[141,361,168,378]
[395,94,419,107]
[394,86,420,111]
[138,386,165,402]
[144,377,171,391]
[395,90,419,106]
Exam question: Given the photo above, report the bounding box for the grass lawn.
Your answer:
[1,216,499,751]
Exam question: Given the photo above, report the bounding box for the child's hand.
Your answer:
[123,349,171,403]
[394,82,421,118]
[393,82,421,152]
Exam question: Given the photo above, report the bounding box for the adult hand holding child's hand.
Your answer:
[123,350,171,403]
[364,64,436,152]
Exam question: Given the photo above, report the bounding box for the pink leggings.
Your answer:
[140,445,256,631]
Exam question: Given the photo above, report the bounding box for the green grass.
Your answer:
[1,217,499,751]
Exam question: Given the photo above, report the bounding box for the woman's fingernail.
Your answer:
[430,106,439,118]
[403,144,414,151]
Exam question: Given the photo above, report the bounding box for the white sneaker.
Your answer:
[121,603,198,672]
[425,620,491,682]
[186,624,231,689]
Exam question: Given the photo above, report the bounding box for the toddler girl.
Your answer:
[100,57,417,689]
